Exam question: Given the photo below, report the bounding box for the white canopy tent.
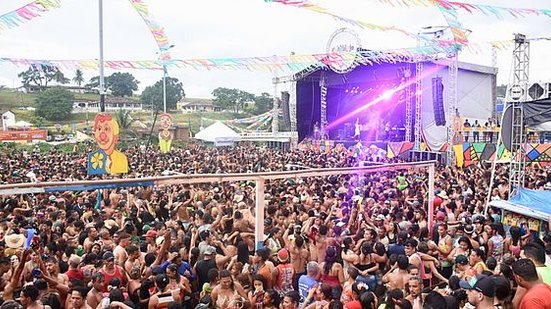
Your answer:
[194,121,240,145]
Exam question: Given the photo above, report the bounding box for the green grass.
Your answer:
[0,90,258,135]
[0,90,37,110]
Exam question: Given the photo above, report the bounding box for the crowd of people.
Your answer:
[0,142,551,309]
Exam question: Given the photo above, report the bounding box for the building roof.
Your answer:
[180,98,214,107]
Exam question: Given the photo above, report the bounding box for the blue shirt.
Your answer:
[298,275,317,306]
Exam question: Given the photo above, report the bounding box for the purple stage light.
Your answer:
[381,89,394,100]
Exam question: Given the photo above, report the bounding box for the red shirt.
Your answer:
[520,284,551,309]
[65,268,84,282]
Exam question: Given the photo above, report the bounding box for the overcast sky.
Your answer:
[1,0,550,98]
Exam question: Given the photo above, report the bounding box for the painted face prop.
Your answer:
[159,113,173,153]
[87,113,129,175]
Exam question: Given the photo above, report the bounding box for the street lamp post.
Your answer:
[159,45,174,114]
[98,0,105,113]
[163,65,167,113]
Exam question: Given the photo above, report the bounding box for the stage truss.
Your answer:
[508,34,529,197]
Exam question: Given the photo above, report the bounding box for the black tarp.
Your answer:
[524,98,551,126]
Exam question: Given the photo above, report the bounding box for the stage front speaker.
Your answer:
[281,91,291,129]
[432,77,446,126]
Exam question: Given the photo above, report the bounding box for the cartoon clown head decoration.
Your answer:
[94,113,120,155]
[88,113,128,175]
[159,113,173,140]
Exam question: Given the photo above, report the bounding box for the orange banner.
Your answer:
[0,130,47,141]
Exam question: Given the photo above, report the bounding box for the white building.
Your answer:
[73,97,143,113]
[2,111,15,131]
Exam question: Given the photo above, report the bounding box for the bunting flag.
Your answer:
[0,0,62,34]
[0,43,459,72]
[374,0,551,20]
[265,0,435,44]
[127,0,172,61]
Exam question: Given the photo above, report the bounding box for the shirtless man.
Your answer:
[83,225,99,253]
[86,273,104,309]
[69,286,92,309]
[113,232,131,266]
[124,245,142,274]
[45,256,69,286]
[284,229,309,289]
[382,254,410,291]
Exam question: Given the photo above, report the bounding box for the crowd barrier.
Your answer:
[0,161,436,250]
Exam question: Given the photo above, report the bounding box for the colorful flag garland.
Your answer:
[374,0,551,20]
[0,0,62,34]
[0,43,460,72]
[265,0,436,44]
[127,0,172,61]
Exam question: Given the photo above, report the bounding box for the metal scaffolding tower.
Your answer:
[414,60,423,150]
[320,72,327,127]
[272,76,279,134]
[446,56,458,165]
[404,66,413,142]
[508,34,530,197]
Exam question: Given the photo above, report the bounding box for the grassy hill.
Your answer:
[0,89,251,134]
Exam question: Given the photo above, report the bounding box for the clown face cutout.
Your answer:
[87,113,128,175]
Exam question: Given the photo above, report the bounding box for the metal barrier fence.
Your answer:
[0,161,436,249]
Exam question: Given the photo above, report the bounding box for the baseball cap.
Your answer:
[204,246,216,255]
[277,249,289,262]
[102,251,115,261]
[455,255,468,265]
[459,275,495,297]
[142,224,151,232]
[145,230,157,238]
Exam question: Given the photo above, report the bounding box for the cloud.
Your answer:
[1,0,551,97]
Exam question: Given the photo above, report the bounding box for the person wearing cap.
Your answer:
[145,230,158,253]
[453,255,470,279]
[272,248,295,296]
[512,258,551,309]
[148,274,181,309]
[99,251,126,293]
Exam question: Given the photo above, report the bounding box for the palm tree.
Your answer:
[73,69,85,88]
[115,109,137,140]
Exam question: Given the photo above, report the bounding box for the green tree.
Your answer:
[18,65,70,91]
[73,69,85,87]
[140,77,185,111]
[31,116,46,128]
[115,109,137,139]
[108,72,139,97]
[253,92,273,114]
[212,88,254,113]
[85,76,100,90]
[35,87,74,121]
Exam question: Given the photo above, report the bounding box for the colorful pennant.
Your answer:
[127,0,172,61]
[0,43,459,72]
[0,0,62,34]
[265,0,431,43]
[374,0,551,20]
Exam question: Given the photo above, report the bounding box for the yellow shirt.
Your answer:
[107,150,128,174]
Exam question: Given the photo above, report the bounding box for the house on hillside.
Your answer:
[73,97,143,113]
[1,110,15,131]
[177,98,223,113]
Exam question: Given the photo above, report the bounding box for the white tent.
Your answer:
[194,121,240,144]
[10,120,32,129]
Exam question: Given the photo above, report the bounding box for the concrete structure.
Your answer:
[1,110,15,131]
[73,97,143,113]
[178,98,222,113]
